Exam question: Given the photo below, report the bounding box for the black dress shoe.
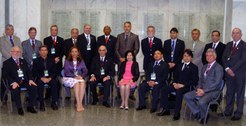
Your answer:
[1,101,7,106]
[192,113,201,120]
[40,103,45,111]
[173,113,180,120]
[91,99,98,105]
[51,103,58,110]
[231,116,241,121]
[199,114,209,124]
[102,102,110,108]
[136,106,146,111]
[18,108,24,115]
[27,107,37,113]
[156,109,170,116]
[218,112,232,117]
[65,97,71,100]
[150,108,157,113]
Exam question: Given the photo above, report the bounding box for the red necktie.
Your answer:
[231,42,237,55]
[53,37,56,46]
[105,36,109,44]
[149,38,153,48]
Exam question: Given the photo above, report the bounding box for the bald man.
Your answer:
[221,28,246,121]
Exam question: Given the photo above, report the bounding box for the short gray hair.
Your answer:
[5,24,14,30]
[206,48,217,57]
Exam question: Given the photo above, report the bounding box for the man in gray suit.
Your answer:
[221,28,246,121]
[22,27,42,69]
[115,21,140,63]
[184,49,223,124]
[186,28,205,74]
[0,24,22,103]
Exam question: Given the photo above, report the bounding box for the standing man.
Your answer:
[22,27,42,69]
[97,25,117,62]
[43,25,64,99]
[163,27,185,83]
[115,21,140,64]
[77,24,97,71]
[202,30,226,66]
[186,28,205,74]
[141,25,162,73]
[0,24,22,104]
[222,28,246,121]
[64,28,80,58]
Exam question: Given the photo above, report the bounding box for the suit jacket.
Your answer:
[202,42,226,65]
[32,57,57,80]
[115,32,140,62]
[173,62,199,88]
[63,59,88,78]
[222,40,246,77]
[141,37,163,71]
[197,62,223,93]
[97,35,117,62]
[89,55,115,80]
[146,60,169,85]
[63,38,79,57]
[2,57,33,85]
[22,39,42,68]
[118,61,140,82]
[163,39,185,65]
[77,33,97,69]
[43,36,64,73]
[0,35,22,61]
[186,40,205,74]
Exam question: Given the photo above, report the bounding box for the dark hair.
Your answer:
[67,46,83,62]
[124,21,131,26]
[170,27,178,33]
[183,49,193,58]
[28,27,37,33]
[154,49,163,54]
[212,30,220,36]
[124,50,136,61]
[39,45,48,51]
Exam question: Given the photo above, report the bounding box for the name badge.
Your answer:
[227,57,230,61]
[32,53,37,59]
[17,69,24,78]
[87,45,91,51]
[51,48,56,54]
[151,72,156,80]
[44,70,49,77]
[100,68,105,75]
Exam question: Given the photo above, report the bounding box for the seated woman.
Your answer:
[63,47,88,112]
[118,50,139,110]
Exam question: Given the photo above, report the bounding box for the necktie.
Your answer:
[171,40,175,52]
[10,36,14,47]
[32,40,35,50]
[86,35,89,44]
[231,42,237,55]
[105,36,109,44]
[204,64,211,76]
[153,61,158,68]
[125,35,128,42]
[171,40,175,62]
[149,38,153,48]
[182,63,187,71]
[53,37,56,46]
[16,59,20,66]
[212,43,216,49]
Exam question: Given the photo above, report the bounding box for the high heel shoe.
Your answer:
[120,106,124,109]
[124,107,129,110]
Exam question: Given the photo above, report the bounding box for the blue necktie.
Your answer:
[10,36,14,47]
[171,40,175,62]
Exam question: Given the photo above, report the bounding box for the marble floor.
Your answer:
[0,97,246,126]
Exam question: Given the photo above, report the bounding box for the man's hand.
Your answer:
[103,76,110,82]
[196,88,205,96]
[90,76,96,82]
[120,58,125,63]
[29,80,37,86]
[168,63,176,69]
[54,57,60,64]
[226,68,235,77]
[12,82,19,89]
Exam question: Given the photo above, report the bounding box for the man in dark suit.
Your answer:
[221,28,246,121]
[202,30,226,65]
[184,49,224,124]
[97,25,117,62]
[32,45,58,111]
[88,45,115,107]
[77,24,97,70]
[43,25,64,99]
[64,28,80,58]
[2,46,38,115]
[157,49,199,121]
[136,50,169,113]
[163,27,185,83]
[141,25,162,73]
[115,21,140,64]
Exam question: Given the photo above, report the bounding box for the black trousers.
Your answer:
[89,78,111,103]
[11,82,37,109]
[37,78,58,105]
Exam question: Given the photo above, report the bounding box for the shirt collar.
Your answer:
[233,39,241,46]
[208,61,216,68]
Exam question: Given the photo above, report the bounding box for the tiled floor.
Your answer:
[0,97,245,126]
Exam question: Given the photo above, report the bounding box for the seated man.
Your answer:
[32,45,58,111]
[184,48,224,124]
[136,49,169,113]
[2,46,37,115]
[157,49,199,120]
[88,45,115,108]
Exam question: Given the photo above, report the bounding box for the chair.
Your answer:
[60,70,87,107]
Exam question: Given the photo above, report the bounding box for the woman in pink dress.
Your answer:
[118,51,139,110]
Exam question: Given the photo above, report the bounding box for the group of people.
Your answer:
[0,21,245,124]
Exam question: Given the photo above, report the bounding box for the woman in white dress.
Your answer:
[63,47,88,112]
